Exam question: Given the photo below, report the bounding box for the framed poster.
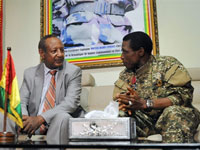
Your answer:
[41,0,159,69]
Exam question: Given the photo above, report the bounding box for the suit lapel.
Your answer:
[56,62,66,104]
[34,63,45,114]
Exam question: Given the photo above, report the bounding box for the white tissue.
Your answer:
[84,101,119,119]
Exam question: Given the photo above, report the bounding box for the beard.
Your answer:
[124,62,140,73]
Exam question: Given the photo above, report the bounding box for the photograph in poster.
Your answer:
[41,0,159,68]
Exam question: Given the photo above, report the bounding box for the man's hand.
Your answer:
[116,87,146,115]
[21,115,45,135]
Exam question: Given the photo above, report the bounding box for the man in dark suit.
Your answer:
[1,34,83,144]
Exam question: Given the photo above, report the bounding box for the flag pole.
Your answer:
[3,82,8,132]
[0,47,15,143]
[3,47,11,132]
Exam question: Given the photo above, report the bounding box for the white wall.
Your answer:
[4,0,200,87]
[4,0,40,86]
[157,0,200,68]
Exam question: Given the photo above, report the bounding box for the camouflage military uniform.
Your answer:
[113,55,200,143]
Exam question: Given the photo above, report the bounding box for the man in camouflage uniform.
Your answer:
[113,31,200,143]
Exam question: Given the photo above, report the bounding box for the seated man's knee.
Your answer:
[156,106,182,132]
[156,105,196,143]
[51,113,71,124]
[162,105,182,118]
[157,105,190,129]
[160,105,196,124]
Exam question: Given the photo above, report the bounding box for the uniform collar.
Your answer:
[135,55,155,76]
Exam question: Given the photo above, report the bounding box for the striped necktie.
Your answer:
[40,70,57,134]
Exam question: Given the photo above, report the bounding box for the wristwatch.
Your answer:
[146,99,154,109]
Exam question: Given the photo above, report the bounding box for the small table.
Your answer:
[0,139,200,149]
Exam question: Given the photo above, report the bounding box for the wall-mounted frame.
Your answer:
[0,0,3,76]
[41,0,159,69]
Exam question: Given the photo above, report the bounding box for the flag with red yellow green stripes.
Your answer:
[0,50,23,128]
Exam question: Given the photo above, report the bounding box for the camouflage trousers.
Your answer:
[131,105,200,143]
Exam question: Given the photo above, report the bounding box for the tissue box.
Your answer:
[68,117,136,141]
